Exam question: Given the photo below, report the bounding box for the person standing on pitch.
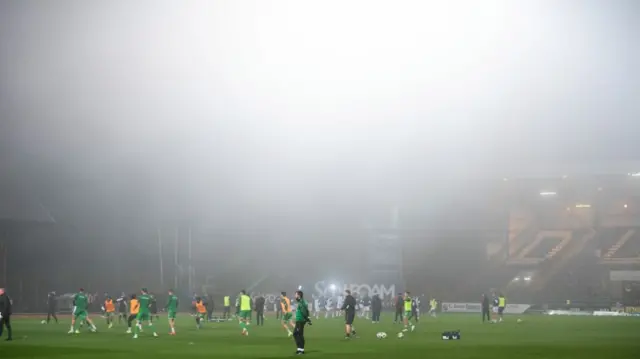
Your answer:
[498,293,506,323]
[0,288,13,341]
[238,290,252,335]
[205,294,214,321]
[341,290,357,339]
[481,293,491,323]
[133,288,158,339]
[280,292,295,336]
[116,292,128,324]
[276,294,283,320]
[371,294,382,323]
[46,291,58,324]
[394,293,403,324]
[403,291,415,332]
[254,294,265,326]
[69,288,97,334]
[223,295,231,319]
[428,297,438,318]
[195,297,207,329]
[293,290,311,355]
[166,289,179,335]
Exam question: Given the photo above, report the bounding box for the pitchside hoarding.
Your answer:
[314,280,396,298]
[441,302,531,314]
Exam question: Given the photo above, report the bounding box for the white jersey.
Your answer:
[314,299,320,311]
[336,296,344,310]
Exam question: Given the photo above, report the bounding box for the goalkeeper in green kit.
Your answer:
[293,290,312,355]
[166,289,179,335]
[133,288,158,339]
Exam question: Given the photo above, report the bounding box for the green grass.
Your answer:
[1,314,639,358]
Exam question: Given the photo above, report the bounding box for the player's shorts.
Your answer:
[239,310,251,319]
[282,312,293,322]
[106,311,115,317]
[345,311,355,325]
[136,312,150,321]
[73,310,88,320]
[363,305,371,311]
[223,306,230,313]
[492,306,499,314]
[326,306,334,312]
[197,312,207,319]
[404,311,413,319]
[168,310,177,319]
[498,306,505,314]
[151,308,158,315]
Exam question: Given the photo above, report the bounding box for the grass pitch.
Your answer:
[1,313,638,358]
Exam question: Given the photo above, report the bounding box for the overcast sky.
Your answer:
[1,0,639,225]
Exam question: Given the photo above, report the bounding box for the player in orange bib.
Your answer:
[280,292,295,337]
[195,297,207,329]
[126,295,140,334]
[103,296,116,329]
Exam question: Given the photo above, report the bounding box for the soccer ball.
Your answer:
[41,320,46,324]
[397,332,404,339]
[376,332,387,339]
[517,318,523,323]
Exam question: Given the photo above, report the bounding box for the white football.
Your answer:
[397,332,404,338]
[376,332,387,339]
[517,318,523,323]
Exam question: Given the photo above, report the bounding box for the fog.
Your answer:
[0,0,639,310]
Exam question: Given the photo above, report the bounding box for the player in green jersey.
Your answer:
[133,288,158,339]
[68,288,97,334]
[238,290,251,336]
[165,289,179,335]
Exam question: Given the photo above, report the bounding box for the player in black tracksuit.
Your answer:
[254,295,265,326]
[394,294,404,323]
[0,288,13,341]
[149,294,159,322]
[371,294,382,323]
[341,290,357,339]
[206,295,214,321]
[117,293,128,324]
[46,291,58,323]
[481,294,491,323]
